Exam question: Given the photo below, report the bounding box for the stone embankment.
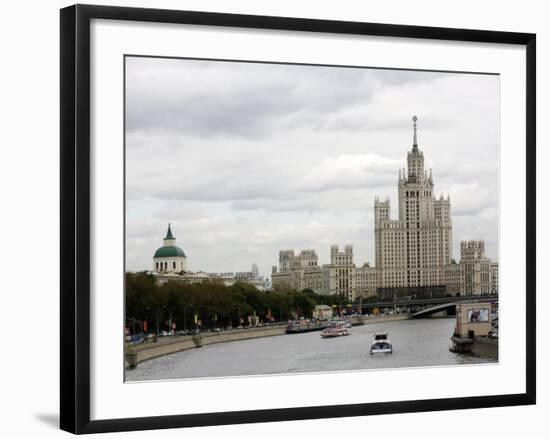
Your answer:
[126,325,286,367]
[470,336,498,359]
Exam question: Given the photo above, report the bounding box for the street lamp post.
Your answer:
[183,303,187,332]
[145,306,151,335]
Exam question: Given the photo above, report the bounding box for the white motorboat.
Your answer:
[370,332,393,354]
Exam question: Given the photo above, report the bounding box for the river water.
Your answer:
[126,318,495,382]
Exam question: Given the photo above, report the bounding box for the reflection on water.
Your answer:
[126,318,495,382]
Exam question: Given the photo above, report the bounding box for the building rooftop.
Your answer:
[153,246,186,258]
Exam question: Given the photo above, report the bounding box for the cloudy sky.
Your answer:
[125,56,499,277]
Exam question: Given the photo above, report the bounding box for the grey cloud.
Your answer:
[229,187,377,213]
[125,58,449,140]
[124,57,499,273]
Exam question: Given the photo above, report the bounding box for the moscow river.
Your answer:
[126,318,495,382]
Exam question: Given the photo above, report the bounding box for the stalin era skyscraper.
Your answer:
[375,116,452,297]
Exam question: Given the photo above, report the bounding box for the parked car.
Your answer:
[130,334,145,345]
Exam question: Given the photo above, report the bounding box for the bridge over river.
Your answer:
[354,294,498,317]
[410,296,498,318]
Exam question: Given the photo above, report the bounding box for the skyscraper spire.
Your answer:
[412,115,418,147]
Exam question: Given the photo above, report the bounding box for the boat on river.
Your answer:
[329,317,352,328]
[285,320,327,334]
[370,332,392,354]
[321,323,349,338]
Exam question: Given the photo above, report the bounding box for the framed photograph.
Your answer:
[60,4,536,434]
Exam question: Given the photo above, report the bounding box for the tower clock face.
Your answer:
[412,115,418,122]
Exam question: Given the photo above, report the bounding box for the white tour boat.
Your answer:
[321,323,349,338]
[370,332,393,354]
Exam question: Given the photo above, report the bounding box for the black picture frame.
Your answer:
[60,4,536,434]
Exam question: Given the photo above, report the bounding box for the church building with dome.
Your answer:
[149,224,267,291]
[153,224,187,273]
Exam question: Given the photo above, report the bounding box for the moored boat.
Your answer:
[285,320,327,334]
[329,317,352,329]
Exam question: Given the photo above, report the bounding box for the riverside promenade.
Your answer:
[126,313,410,368]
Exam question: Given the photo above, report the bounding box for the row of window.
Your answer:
[156,261,184,271]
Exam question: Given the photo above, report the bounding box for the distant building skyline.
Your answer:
[272,118,498,300]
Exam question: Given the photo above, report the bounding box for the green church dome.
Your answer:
[153,246,186,258]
